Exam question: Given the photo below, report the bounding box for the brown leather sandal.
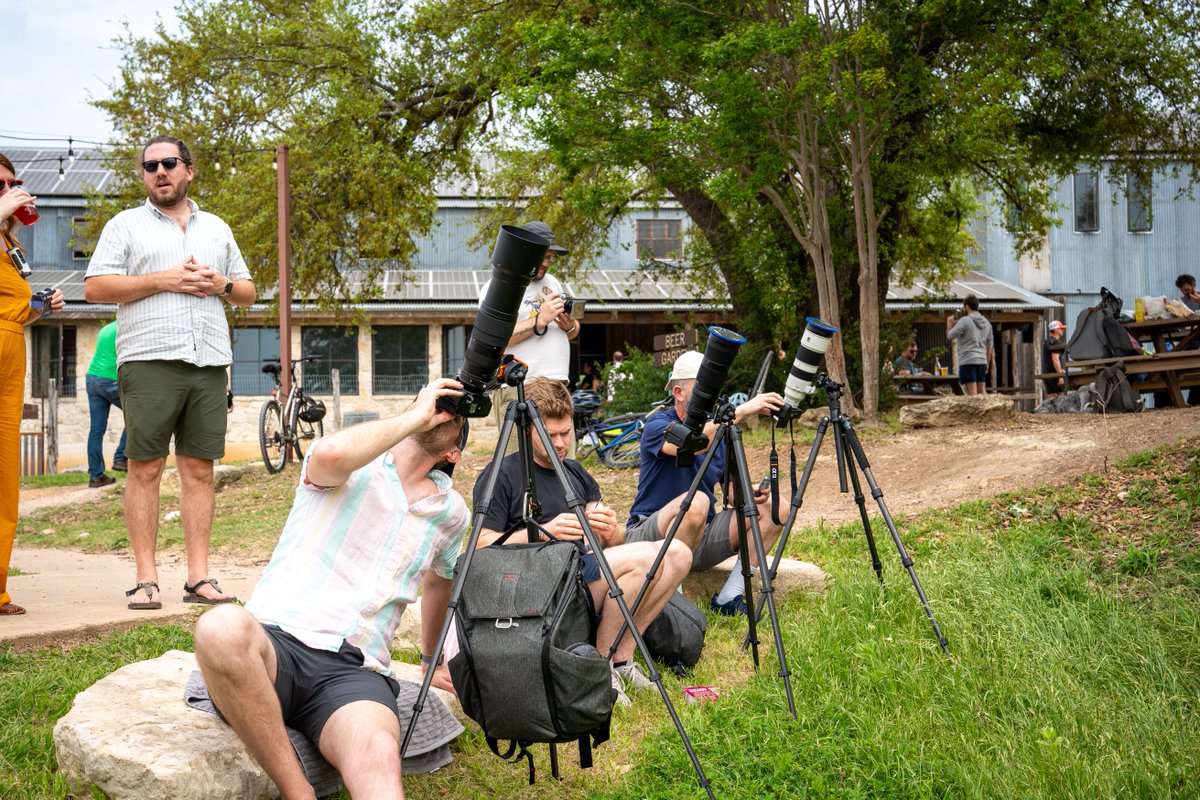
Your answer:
[125,581,162,610]
[0,602,26,615]
[183,578,238,605]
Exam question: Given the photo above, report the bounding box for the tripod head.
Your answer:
[669,396,737,467]
[815,373,843,394]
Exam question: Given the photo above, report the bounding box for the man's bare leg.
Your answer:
[124,456,165,605]
[725,492,784,568]
[319,700,405,800]
[194,605,316,800]
[177,453,233,601]
[653,491,711,553]
[593,541,692,663]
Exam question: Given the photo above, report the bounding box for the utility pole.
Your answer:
[276,143,292,397]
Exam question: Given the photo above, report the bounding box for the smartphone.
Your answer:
[757,476,770,494]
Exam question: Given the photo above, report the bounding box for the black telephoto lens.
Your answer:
[665,326,746,460]
[440,225,549,417]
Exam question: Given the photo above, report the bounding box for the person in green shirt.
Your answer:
[86,320,126,487]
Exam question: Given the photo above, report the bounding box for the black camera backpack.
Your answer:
[449,541,614,783]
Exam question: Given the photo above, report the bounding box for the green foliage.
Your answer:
[601,346,669,416]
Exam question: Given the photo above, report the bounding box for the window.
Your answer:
[1127,173,1152,233]
[71,217,90,260]
[636,219,682,259]
[31,325,76,398]
[231,327,281,396]
[301,326,359,394]
[442,324,471,377]
[1073,171,1099,233]
[373,325,428,394]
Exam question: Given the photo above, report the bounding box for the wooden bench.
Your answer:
[1042,350,1200,407]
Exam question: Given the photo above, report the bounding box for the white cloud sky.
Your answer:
[3,0,180,146]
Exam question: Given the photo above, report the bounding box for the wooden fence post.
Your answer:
[47,378,58,474]
[331,368,341,431]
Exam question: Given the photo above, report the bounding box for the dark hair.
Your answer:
[1177,274,1196,289]
[141,136,194,166]
[964,294,980,311]
[525,379,574,421]
[0,151,21,243]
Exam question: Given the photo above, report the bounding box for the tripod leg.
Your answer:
[728,426,797,718]
[837,423,883,583]
[837,418,950,654]
[527,405,717,798]
[401,404,521,757]
[732,491,760,667]
[745,416,830,647]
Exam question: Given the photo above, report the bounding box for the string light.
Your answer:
[58,157,65,182]
[214,158,222,171]
[272,152,278,171]
[67,137,76,167]
[230,159,237,176]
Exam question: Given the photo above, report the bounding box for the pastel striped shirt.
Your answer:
[245,450,470,676]
[85,199,251,367]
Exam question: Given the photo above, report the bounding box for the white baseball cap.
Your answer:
[665,350,704,390]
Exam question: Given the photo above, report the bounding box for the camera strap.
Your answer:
[768,423,782,526]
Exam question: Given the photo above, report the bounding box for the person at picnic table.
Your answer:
[892,342,929,392]
[1176,274,1200,312]
[1042,320,1067,397]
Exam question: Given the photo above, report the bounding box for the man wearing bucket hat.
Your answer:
[625,350,786,616]
[1043,320,1067,396]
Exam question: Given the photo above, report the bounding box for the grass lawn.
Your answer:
[2,437,1197,798]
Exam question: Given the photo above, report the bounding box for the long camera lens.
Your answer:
[783,316,838,406]
[665,326,746,460]
[440,225,549,417]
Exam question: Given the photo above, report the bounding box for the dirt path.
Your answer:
[5,406,1197,652]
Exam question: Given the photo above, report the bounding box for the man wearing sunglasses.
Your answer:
[84,135,256,610]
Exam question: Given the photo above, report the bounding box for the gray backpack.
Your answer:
[1091,363,1143,413]
[449,541,613,783]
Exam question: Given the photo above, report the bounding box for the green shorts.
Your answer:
[118,360,228,461]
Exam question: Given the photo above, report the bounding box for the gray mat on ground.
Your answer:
[184,670,462,796]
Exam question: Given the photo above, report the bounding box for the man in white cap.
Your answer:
[1043,320,1067,396]
[480,221,581,429]
[624,349,785,616]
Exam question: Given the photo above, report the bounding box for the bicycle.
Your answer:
[574,392,671,469]
[259,356,327,473]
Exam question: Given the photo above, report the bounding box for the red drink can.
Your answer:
[13,203,38,226]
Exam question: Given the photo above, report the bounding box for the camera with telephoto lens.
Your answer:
[30,288,55,318]
[664,326,746,464]
[437,225,550,417]
[774,316,838,425]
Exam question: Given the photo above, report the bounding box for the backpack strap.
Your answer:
[488,737,537,785]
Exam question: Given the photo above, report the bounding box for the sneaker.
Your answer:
[615,661,655,691]
[111,459,128,472]
[609,665,631,707]
[88,474,117,489]
[710,592,748,617]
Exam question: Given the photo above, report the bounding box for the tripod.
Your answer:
[753,375,950,654]
[401,373,715,799]
[612,398,797,718]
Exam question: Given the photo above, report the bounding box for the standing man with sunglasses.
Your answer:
[84,136,255,610]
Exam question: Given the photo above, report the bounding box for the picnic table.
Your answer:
[893,373,963,403]
[1049,345,1200,407]
[1123,315,1200,353]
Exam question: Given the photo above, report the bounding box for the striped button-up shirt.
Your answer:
[245,450,470,676]
[85,199,251,367]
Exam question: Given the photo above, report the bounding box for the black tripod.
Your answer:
[612,398,798,718]
[753,375,950,654]
[401,373,715,799]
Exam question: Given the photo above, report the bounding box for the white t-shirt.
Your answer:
[478,273,570,380]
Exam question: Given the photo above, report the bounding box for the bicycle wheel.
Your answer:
[290,401,325,462]
[603,436,642,469]
[259,399,288,474]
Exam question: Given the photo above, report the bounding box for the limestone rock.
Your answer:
[683,556,828,602]
[54,649,465,800]
[899,393,1014,428]
[796,406,860,429]
[159,464,253,496]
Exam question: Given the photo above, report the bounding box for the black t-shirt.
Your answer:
[473,452,601,539]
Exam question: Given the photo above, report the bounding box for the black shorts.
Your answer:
[260,625,400,744]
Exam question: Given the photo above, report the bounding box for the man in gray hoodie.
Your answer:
[945,294,993,395]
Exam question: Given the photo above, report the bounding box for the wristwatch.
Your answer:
[222,279,233,296]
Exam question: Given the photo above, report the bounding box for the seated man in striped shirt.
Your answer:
[194,378,470,800]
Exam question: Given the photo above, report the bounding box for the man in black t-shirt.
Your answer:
[473,380,691,703]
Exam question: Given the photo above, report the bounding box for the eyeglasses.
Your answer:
[141,158,184,173]
[0,179,24,190]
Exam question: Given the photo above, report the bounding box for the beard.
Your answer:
[148,178,190,209]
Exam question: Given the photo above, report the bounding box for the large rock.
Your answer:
[683,556,828,601]
[899,393,1014,428]
[54,650,463,800]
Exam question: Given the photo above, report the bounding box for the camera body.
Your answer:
[561,294,585,320]
[30,288,55,317]
[7,245,31,277]
[664,326,746,465]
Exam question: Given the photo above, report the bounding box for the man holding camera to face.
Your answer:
[625,350,786,617]
[194,378,470,800]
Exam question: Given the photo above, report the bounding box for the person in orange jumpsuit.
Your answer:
[0,152,64,615]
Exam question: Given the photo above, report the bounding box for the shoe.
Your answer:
[609,665,631,707]
[710,593,748,617]
[0,602,26,615]
[615,661,654,691]
[183,578,238,605]
[125,581,162,610]
[88,474,117,488]
[111,459,128,472]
